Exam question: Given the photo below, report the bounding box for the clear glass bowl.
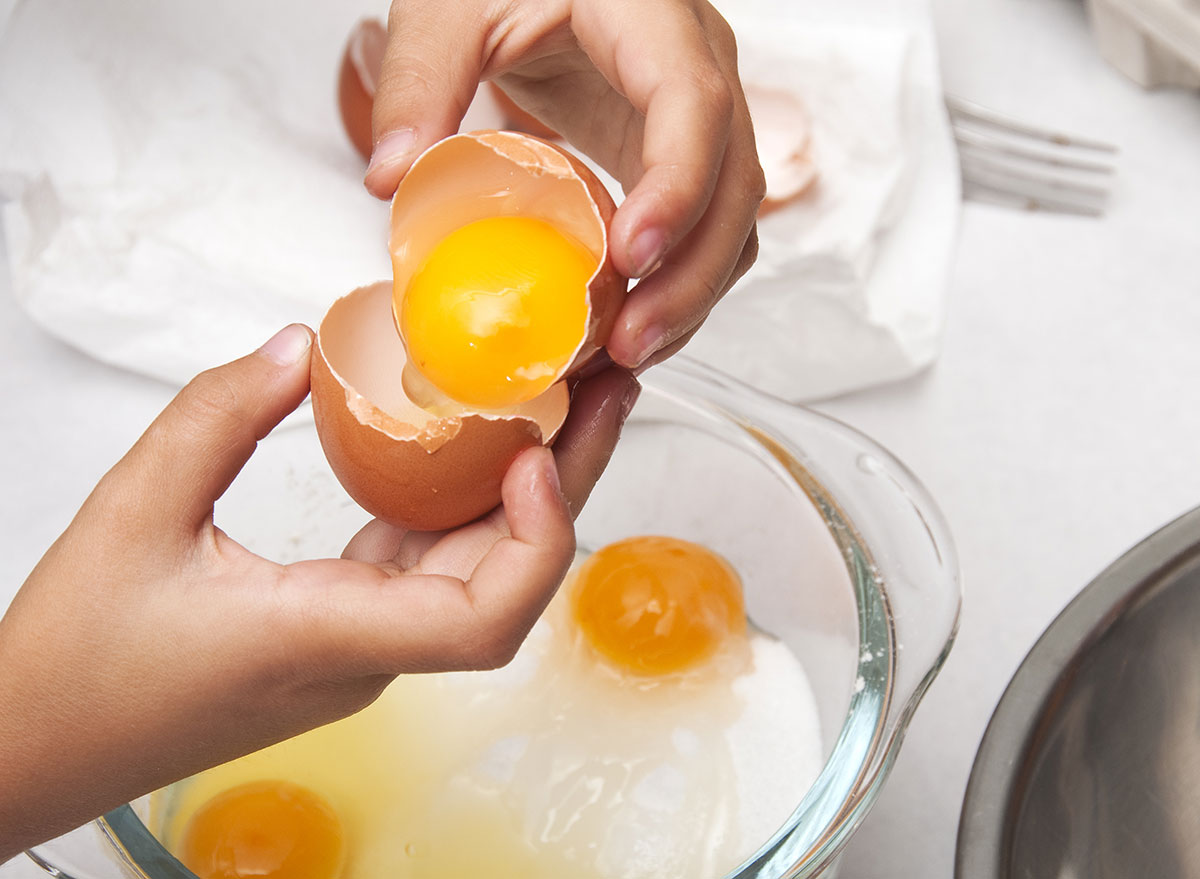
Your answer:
[26,357,961,879]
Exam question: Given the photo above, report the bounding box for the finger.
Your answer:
[631,221,758,371]
[625,222,756,376]
[296,445,574,674]
[606,135,763,368]
[572,0,735,278]
[554,366,640,517]
[400,365,641,575]
[346,512,495,578]
[459,445,575,644]
[98,325,313,539]
[360,440,578,586]
[491,67,639,184]
[633,323,702,376]
[364,1,490,198]
[729,222,761,290]
[341,518,409,564]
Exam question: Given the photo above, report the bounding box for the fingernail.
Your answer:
[617,379,641,426]
[365,128,417,181]
[258,324,312,365]
[629,227,667,278]
[630,323,667,368]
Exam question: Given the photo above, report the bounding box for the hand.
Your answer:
[364,0,764,372]
[0,324,638,859]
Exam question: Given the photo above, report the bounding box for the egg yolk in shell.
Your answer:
[178,780,346,879]
[571,535,747,676]
[400,215,596,410]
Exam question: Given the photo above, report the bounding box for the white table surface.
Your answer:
[3,0,1200,876]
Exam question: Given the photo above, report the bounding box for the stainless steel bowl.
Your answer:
[956,504,1200,878]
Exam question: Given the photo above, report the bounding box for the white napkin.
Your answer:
[1,0,959,401]
[690,0,961,401]
[1,0,392,385]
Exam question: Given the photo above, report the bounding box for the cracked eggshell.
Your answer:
[389,130,626,401]
[311,281,569,531]
[749,85,819,217]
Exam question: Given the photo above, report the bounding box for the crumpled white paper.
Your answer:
[0,0,393,385]
[692,0,961,401]
[1,0,959,401]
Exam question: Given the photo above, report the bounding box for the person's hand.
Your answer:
[364,0,764,373]
[0,324,638,860]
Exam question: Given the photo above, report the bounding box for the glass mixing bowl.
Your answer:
[26,357,961,879]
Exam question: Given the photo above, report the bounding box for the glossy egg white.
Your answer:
[156,553,823,879]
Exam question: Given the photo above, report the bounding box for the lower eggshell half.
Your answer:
[311,282,569,532]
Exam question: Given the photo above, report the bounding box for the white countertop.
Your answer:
[4,0,1200,876]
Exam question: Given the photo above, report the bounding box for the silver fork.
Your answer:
[945,95,1119,218]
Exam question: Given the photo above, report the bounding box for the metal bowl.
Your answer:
[956,505,1200,878]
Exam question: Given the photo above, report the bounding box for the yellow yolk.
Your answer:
[400,215,596,410]
[178,780,346,879]
[571,536,747,676]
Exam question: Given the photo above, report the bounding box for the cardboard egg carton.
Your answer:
[1086,0,1200,88]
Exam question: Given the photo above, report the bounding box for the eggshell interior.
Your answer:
[390,131,625,405]
[390,133,606,278]
[312,281,569,531]
[748,85,818,216]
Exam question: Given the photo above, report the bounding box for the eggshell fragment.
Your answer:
[389,130,626,408]
[748,85,819,217]
[311,281,569,531]
[337,17,387,162]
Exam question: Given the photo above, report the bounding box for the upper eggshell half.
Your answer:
[312,281,569,531]
[389,130,627,401]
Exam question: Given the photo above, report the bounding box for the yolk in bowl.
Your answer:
[570,535,747,676]
[400,215,596,410]
[178,779,345,879]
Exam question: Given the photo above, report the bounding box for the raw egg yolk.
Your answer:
[400,215,596,410]
[571,536,747,676]
[178,780,346,879]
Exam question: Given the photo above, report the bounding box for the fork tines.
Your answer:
[946,95,1118,218]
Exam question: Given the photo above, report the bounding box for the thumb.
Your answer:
[100,325,314,539]
[364,3,491,199]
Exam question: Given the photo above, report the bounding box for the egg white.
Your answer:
[155,557,823,879]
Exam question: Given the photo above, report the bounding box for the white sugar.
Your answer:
[729,632,826,855]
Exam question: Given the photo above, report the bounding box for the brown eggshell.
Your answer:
[312,281,570,531]
[389,130,627,407]
[338,17,387,162]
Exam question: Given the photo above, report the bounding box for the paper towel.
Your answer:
[1,0,959,401]
[1,0,393,385]
[691,1,961,401]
